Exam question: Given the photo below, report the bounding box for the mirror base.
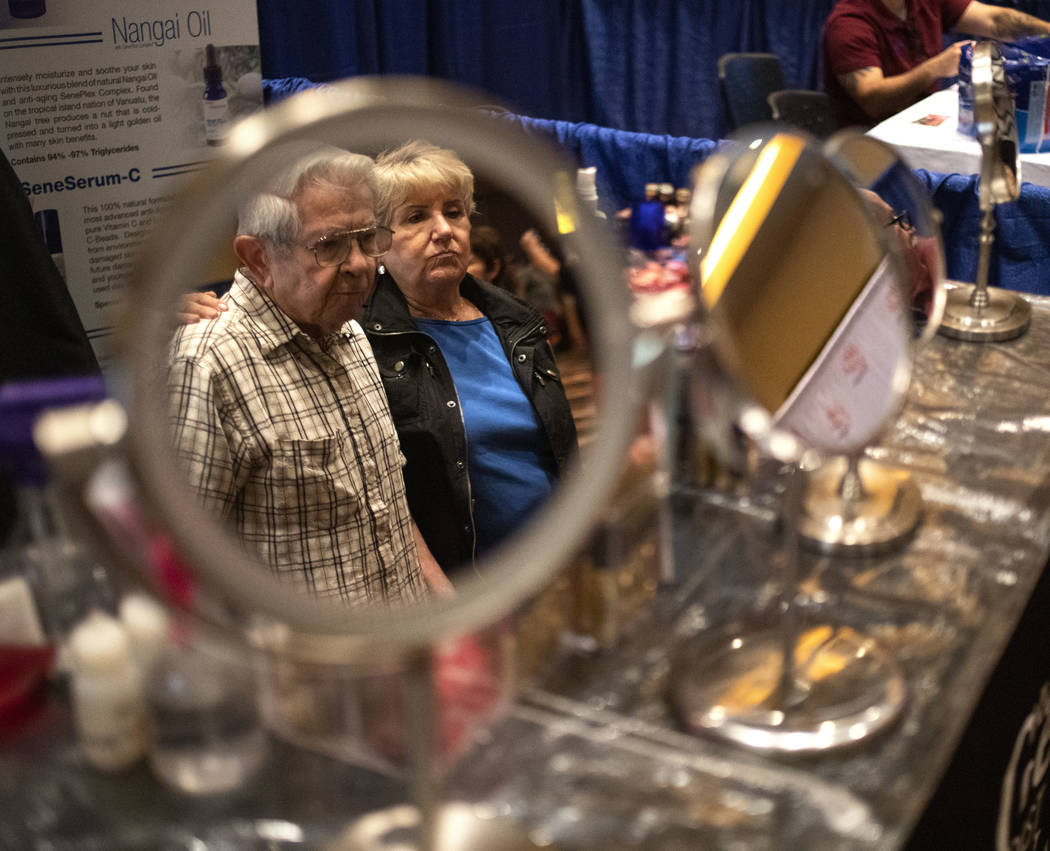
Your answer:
[799,458,921,555]
[937,283,1030,342]
[669,623,907,754]
[336,802,550,850]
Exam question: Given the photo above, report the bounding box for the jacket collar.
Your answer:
[362,269,542,337]
[361,270,418,334]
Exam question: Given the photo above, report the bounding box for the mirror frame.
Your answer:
[972,40,1020,208]
[119,77,640,661]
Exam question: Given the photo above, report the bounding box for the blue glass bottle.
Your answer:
[202,44,229,146]
[629,183,668,251]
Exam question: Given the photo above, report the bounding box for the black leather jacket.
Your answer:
[362,271,577,575]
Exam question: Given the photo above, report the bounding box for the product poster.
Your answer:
[0,2,263,368]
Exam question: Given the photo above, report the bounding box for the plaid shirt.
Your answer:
[168,272,426,606]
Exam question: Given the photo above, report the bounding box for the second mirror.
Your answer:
[669,128,913,753]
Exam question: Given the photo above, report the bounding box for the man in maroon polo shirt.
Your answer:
[823,0,1050,127]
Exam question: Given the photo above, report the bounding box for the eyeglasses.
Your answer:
[306,226,394,266]
[885,210,913,231]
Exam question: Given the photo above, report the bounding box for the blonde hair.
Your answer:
[373,140,475,228]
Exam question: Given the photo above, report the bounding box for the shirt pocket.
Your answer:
[270,435,364,531]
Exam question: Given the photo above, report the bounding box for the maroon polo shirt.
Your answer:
[822,0,973,127]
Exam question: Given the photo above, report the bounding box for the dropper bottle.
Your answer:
[202,44,229,146]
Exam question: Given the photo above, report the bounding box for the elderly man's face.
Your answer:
[262,182,378,337]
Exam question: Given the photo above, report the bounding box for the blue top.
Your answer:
[416,317,557,556]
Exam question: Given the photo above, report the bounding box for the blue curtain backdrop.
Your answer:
[255,0,835,140]
[257,0,1050,294]
[256,1,1050,140]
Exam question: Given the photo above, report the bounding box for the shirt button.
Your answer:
[463,524,471,533]
[394,360,405,372]
[539,325,548,335]
[372,322,382,331]
[447,400,457,408]
[456,460,465,469]
[517,353,527,363]
[428,345,437,355]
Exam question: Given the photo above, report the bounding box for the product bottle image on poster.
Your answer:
[34,209,64,280]
[9,0,45,18]
[202,44,229,146]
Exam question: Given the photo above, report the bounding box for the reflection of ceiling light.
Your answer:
[700,134,804,307]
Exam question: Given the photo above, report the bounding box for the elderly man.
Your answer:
[823,0,1050,127]
[169,146,449,605]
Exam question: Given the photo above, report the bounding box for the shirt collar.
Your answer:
[231,269,357,355]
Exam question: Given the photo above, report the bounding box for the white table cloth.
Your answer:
[867,85,1050,186]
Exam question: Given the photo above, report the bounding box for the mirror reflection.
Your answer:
[825,131,946,344]
[166,137,597,609]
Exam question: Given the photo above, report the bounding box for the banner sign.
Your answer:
[0,2,262,367]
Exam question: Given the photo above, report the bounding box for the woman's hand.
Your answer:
[177,291,227,324]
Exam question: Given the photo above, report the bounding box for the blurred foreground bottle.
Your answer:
[68,610,147,771]
[0,378,116,653]
[144,616,267,794]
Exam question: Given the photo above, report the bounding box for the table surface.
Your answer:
[448,292,1050,849]
[868,86,1050,186]
[6,295,1050,849]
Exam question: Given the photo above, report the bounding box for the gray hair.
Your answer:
[373,140,475,228]
[237,144,377,247]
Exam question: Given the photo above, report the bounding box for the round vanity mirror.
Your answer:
[669,127,920,753]
[690,129,913,460]
[55,77,638,666]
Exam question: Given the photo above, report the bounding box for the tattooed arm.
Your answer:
[954,2,1050,40]
[837,42,967,122]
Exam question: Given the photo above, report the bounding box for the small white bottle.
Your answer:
[69,611,147,771]
[576,166,607,219]
[118,592,170,679]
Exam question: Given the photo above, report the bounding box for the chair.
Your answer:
[717,53,786,131]
[768,89,838,139]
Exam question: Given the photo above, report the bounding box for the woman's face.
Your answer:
[384,188,471,293]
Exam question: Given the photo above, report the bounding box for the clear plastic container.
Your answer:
[146,632,267,795]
